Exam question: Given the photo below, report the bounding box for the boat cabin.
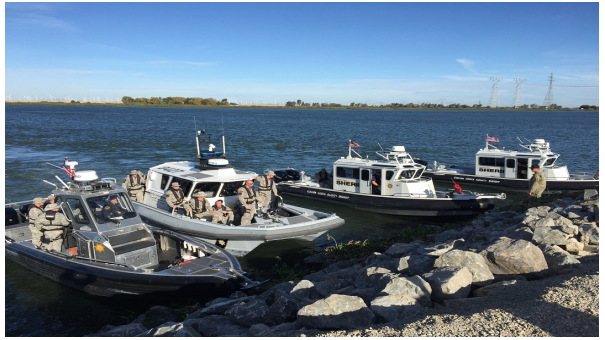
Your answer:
[144,131,260,211]
[7,169,160,269]
[474,139,570,180]
[332,146,436,197]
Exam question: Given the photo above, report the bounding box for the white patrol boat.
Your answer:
[272,143,505,217]
[133,131,344,256]
[423,136,599,191]
[5,159,260,298]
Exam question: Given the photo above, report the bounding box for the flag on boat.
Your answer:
[452,180,462,194]
[62,166,75,178]
[349,141,360,148]
[486,136,499,143]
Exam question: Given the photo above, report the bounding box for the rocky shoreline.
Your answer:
[88,190,599,337]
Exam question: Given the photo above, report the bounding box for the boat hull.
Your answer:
[277,183,494,217]
[133,202,344,255]
[5,225,244,298]
[424,172,599,191]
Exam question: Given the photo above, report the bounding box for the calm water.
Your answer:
[4,105,599,335]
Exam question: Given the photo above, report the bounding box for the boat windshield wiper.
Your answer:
[94,214,121,226]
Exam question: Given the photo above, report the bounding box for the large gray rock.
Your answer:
[290,279,321,304]
[95,323,148,337]
[225,298,275,327]
[370,294,422,323]
[428,229,464,243]
[578,223,599,245]
[199,296,254,315]
[424,238,465,257]
[565,238,584,253]
[256,321,302,337]
[422,267,473,303]
[538,244,581,274]
[138,322,201,337]
[583,189,599,201]
[141,305,178,329]
[297,294,375,330]
[434,250,494,287]
[269,290,300,324]
[353,266,394,289]
[532,227,570,246]
[315,276,347,298]
[482,238,548,279]
[384,241,424,257]
[375,275,432,307]
[186,315,240,336]
[396,254,436,276]
[502,225,534,242]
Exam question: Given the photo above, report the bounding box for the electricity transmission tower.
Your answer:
[489,76,502,108]
[513,77,525,108]
[543,73,554,109]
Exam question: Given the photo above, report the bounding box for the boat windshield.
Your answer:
[398,169,418,179]
[220,181,246,196]
[543,157,557,167]
[86,192,137,223]
[192,182,221,197]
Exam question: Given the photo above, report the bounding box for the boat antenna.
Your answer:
[54,175,69,189]
[43,180,59,190]
[377,143,386,153]
[221,117,226,156]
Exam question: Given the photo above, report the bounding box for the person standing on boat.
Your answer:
[212,199,234,225]
[185,191,214,220]
[529,164,547,207]
[238,180,263,225]
[257,171,279,211]
[122,170,146,202]
[28,197,46,247]
[316,168,332,188]
[166,182,186,213]
[36,203,71,252]
[371,170,382,195]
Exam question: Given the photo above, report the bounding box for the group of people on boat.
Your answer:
[151,170,281,226]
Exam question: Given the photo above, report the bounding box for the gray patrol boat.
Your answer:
[5,159,259,298]
[131,130,345,256]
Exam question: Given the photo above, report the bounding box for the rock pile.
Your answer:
[89,190,599,337]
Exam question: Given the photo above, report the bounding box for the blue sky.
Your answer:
[4,2,600,107]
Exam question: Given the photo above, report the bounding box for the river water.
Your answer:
[4,105,599,335]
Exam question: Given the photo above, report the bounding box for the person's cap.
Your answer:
[171,182,180,187]
[33,197,45,204]
[193,191,206,197]
[47,194,56,200]
[44,203,60,211]
[130,170,138,174]
[531,164,540,169]
[108,195,119,200]
[267,170,275,176]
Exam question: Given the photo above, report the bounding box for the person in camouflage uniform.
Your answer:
[185,191,214,220]
[212,199,234,225]
[36,203,71,252]
[122,170,146,202]
[529,164,547,207]
[256,171,279,211]
[237,180,263,226]
[28,197,46,247]
[166,182,185,212]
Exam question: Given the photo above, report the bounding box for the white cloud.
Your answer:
[456,58,476,73]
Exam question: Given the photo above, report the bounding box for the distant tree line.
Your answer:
[121,96,232,106]
[285,99,597,110]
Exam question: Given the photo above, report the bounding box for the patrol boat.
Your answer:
[423,136,599,191]
[272,143,505,217]
[132,130,344,256]
[5,160,259,298]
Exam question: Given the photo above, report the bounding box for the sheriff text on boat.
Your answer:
[5,159,260,298]
[423,136,599,191]
[272,141,505,217]
[131,130,344,256]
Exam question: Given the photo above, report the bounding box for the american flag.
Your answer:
[62,166,75,178]
[486,136,499,143]
[349,141,360,147]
